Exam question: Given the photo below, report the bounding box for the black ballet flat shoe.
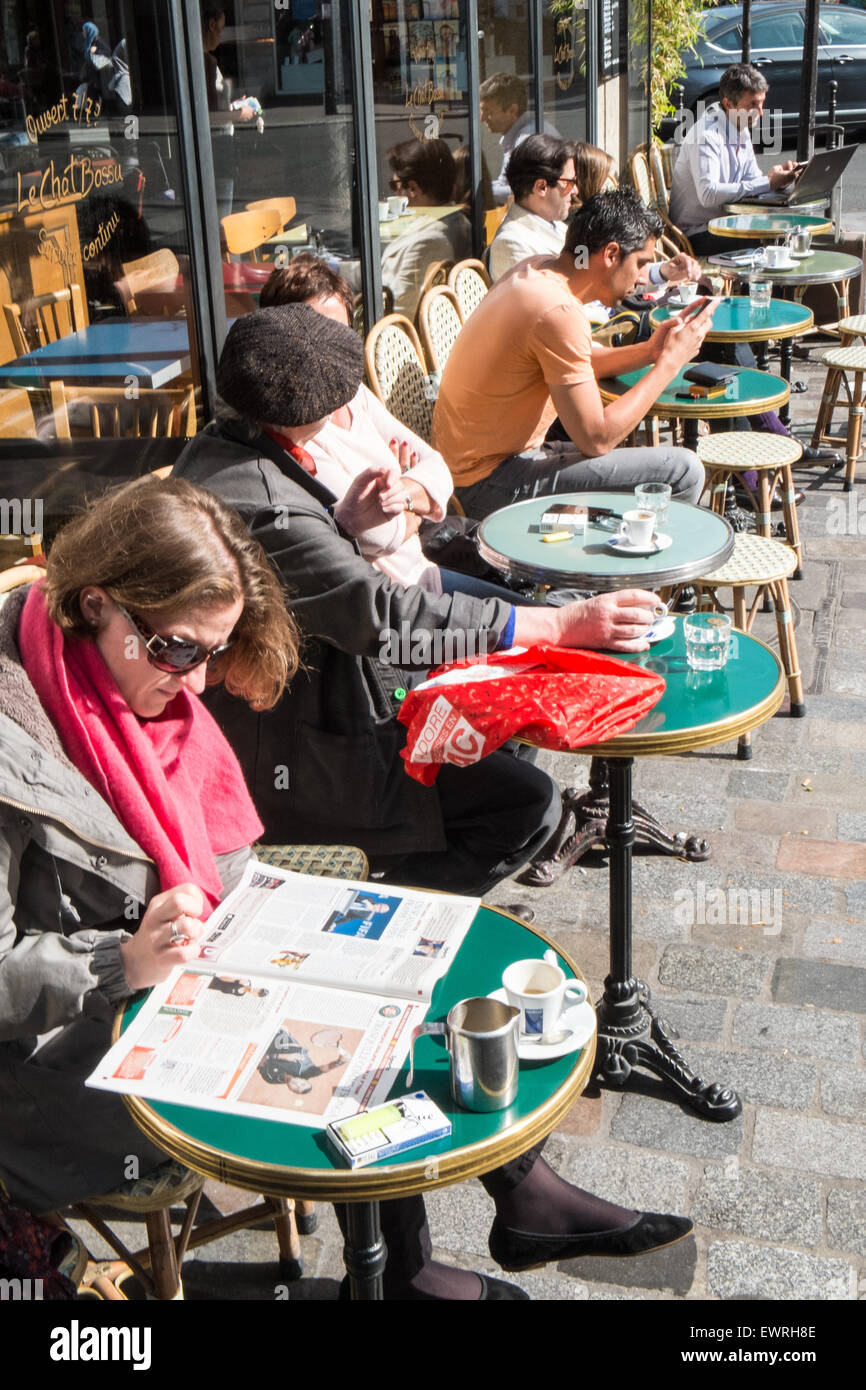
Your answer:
[488,1211,694,1273]
[338,1272,529,1300]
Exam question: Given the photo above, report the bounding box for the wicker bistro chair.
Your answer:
[666,534,805,760]
[811,341,866,492]
[697,433,804,578]
[364,313,434,442]
[447,259,491,320]
[417,285,463,376]
[69,842,369,1300]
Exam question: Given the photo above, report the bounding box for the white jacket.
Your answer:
[488,202,567,282]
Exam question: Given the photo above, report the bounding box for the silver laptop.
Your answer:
[747,143,859,206]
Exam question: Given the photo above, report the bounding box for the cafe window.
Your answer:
[0,0,205,540]
[542,1,588,145]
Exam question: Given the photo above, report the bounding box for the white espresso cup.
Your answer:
[765,244,790,268]
[502,958,587,1036]
[677,281,698,303]
[387,195,408,217]
[618,508,656,548]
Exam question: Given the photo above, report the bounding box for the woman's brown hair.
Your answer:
[260,253,354,320]
[572,143,616,206]
[44,475,299,710]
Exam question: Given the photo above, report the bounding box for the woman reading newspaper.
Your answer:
[0,476,691,1299]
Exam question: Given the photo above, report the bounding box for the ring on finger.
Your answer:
[168,919,185,945]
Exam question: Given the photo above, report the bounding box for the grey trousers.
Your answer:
[457,440,705,521]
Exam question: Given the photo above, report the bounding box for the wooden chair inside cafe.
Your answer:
[221,207,282,262]
[49,382,198,441]
[245,197,297,234]
[115,249,185,318]
[3,284,87,357]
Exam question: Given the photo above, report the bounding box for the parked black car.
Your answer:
[660,3,866,140]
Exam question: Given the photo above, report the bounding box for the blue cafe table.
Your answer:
[0,318,192,389]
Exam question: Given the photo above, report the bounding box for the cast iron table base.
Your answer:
[519,756,711,888]
[594,756,741,1121]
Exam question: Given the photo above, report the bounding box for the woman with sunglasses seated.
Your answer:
[0,475,297,1217]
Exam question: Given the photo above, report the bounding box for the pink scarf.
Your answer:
[20,584,263,912]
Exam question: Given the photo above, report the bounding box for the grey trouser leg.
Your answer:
[458,441,705,520]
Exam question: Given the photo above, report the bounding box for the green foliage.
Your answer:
[632,0,709,134]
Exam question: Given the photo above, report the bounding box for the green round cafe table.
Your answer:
[575,620,785,1118]
[476,490,734,592]
[649,298,813,419]
[598,364,789,450]
[708,212,833,239]
[118,908,593,1300]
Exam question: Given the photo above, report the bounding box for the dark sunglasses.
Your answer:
[114,601,236,673]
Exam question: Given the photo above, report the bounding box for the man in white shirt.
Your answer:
[490,136,703,298]
[670,63,798,254]
[480,73,561,204]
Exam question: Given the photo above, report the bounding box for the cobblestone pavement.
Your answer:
[67,335,864,1304]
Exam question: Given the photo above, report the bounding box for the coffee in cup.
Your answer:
[617,509,656,548]
[502,958,587,1036]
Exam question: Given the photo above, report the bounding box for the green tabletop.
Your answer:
[649,296,813,342]
[476,490,733,590]
[708,212,833,239]
[598,364,789,419]
[582,616,785,757]
[120,908,592,1201]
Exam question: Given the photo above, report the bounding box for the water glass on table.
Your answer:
[634,481,671,525]
[684,612,732,670]
[749,276,772,311]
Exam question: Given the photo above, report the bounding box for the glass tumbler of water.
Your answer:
[684,612,732,670]
[749,276,772,310]
[634,481,672,525]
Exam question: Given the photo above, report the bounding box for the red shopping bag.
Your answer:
[397,646,665,785]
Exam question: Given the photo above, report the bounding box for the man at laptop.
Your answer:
[671,64,799,254]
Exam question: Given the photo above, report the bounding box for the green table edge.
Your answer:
[648,298,813,343]
[117,909,594,1202]
[598,365,790,418]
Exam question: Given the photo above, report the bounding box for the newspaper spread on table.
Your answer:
[87,860,478,1129]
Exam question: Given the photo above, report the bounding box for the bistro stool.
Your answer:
[811,343,866,491]
[668,533,804,760]
[697,433,803,578]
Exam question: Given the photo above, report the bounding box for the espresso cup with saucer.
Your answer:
[765,244,792,269]
[617,509,656,549]
[502,958,587,1037]
[387,195,408,217]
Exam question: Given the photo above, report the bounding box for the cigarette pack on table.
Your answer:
[539,504,588,535]
[326,1091,451,1168]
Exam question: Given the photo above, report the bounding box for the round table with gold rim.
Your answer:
[708,212,834,240]
[573,622,785,1118]
[118,907,594,1299]
[598,364,790,450]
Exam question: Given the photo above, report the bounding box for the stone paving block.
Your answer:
[659,944,771,998]
[777,837,866,880]
[807,723,866,751]
[807,696,866,722]
[829,649,866,673]
[692,1167,821,1246]
[771,957,866,1013]
[696,829,781,872]
[610,1093,744,1159]
[559,1230,697,1295]
[727,769,791,801]
[734,801,836,839]
[803,916,866,967]
[828,671,866,697]
[753,1111,866,1180]
[425,1179,495,1261]
[562,1144,690,1212]
[826,1188,866,1258]
[732,1001,860,1058]
[739,745,848,775]
[630,901,691,943]
[652,993,728,1042]
[819,1063,866,1120]
[838,811,866,842]
[684,1046,817,1111]
[706,1240,854,1301]
[845,881,866,917]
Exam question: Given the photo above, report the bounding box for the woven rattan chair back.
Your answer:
[364,314,433,441]
[447,259,490,320]
[417,285,463,374]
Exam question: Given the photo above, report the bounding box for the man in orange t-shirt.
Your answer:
[433,190,716,519]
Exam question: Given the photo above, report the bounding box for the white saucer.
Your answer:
[487,988,596,1061]
[645,614,675,644]
[605,531,673,556]
[789,249,814,260]
[667,294,698,309]
[767,258,795,271]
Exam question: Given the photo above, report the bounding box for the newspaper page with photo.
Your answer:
[87,862,478,1128]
